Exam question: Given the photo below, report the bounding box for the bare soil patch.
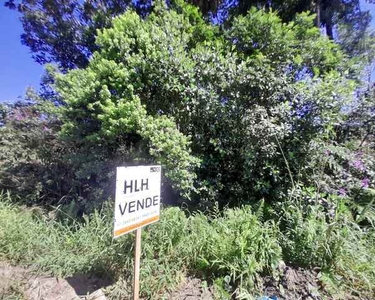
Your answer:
[261,265,323,300]
[0,262,108,300]
[259,264,372,300]
[1,261,364,300]
[0,262,214,300]
[168,277,213,300]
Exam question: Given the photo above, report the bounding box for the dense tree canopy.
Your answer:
[51,1,370,206]
[6,0,374,70]
[5,0,137,70]
[203,0,372,38]
[1,0,373,209]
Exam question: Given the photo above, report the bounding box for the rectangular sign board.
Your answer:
[114,165,161,238]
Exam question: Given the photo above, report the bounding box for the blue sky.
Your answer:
[0,6,44,102]
[0,1,375,103]
[362,0,375,27]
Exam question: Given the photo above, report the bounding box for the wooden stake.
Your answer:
[133,228,142,300]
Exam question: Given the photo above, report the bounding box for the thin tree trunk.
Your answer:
[326,20,333,39]
[316,0,321,27]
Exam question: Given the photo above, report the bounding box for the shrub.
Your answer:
[52,2,352,207]
[280,198,342,268]
[186,207,281,289]
[2,191,375,298]
[0,101,81,206]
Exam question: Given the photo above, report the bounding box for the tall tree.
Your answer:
[5,0,150,70]
[6,0,373,70]
[190,0,372,41]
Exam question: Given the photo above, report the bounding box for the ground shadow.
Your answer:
[66,274,113,296]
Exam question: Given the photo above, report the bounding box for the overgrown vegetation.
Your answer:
[0,196,278,298]
[1,193,375,299]
[1,0,375,299]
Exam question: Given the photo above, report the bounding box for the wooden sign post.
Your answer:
[133,228,142,300]
[113,166,161,300]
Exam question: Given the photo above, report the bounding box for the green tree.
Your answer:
[6,0,373,71]
[192,0,373,43]
[54,2,353,206]
[5,0,146,70]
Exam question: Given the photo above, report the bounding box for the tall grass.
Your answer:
[1,193,375,299]
[279,198,375,298]
[0,197,281,299]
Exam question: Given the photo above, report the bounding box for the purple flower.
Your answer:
[15,114,24,121]
[351,159,365,171]
[325,150,331,155]
[339,188,347,196]
[9,112,25,122]
[361,178,370,189]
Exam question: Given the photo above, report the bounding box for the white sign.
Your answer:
[114,165,161,238]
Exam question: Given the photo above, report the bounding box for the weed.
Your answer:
[0,283,25,300]
[279,197,375,299]
[0,197,281,298]
[1,194,375,299]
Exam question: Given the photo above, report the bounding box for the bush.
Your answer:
[186,207,281,289]
[0,2,374,299]
[2,191,375,298]
[0,100,186,210]
[0,101,81,206]
[53,2,353,207]
[2,3,370,211]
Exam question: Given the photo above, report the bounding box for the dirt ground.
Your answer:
[261,264,324,300]
[168,277,213,300]
[0,261,108,300]
[0,261,361,300]
[0,261,325,300]
[0,262,213,300]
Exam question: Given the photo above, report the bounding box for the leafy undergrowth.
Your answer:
[0,196,375,299]
[0,198,280,299]
[279,198,375,299]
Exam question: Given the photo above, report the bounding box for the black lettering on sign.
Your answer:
[134,180,140,192]
[141,178,149,190]
[129,201,136,213]
[124,180,133,194]
[119,203,127,216]
[118,195,159,215]
[137,199,144,210]
[153,195,159,206]
[124,179,149,194]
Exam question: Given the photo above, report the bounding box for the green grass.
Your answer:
[279,198,375,299]
[0,283,25,300]
[0,195,375,299]
[0,198,280,299]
